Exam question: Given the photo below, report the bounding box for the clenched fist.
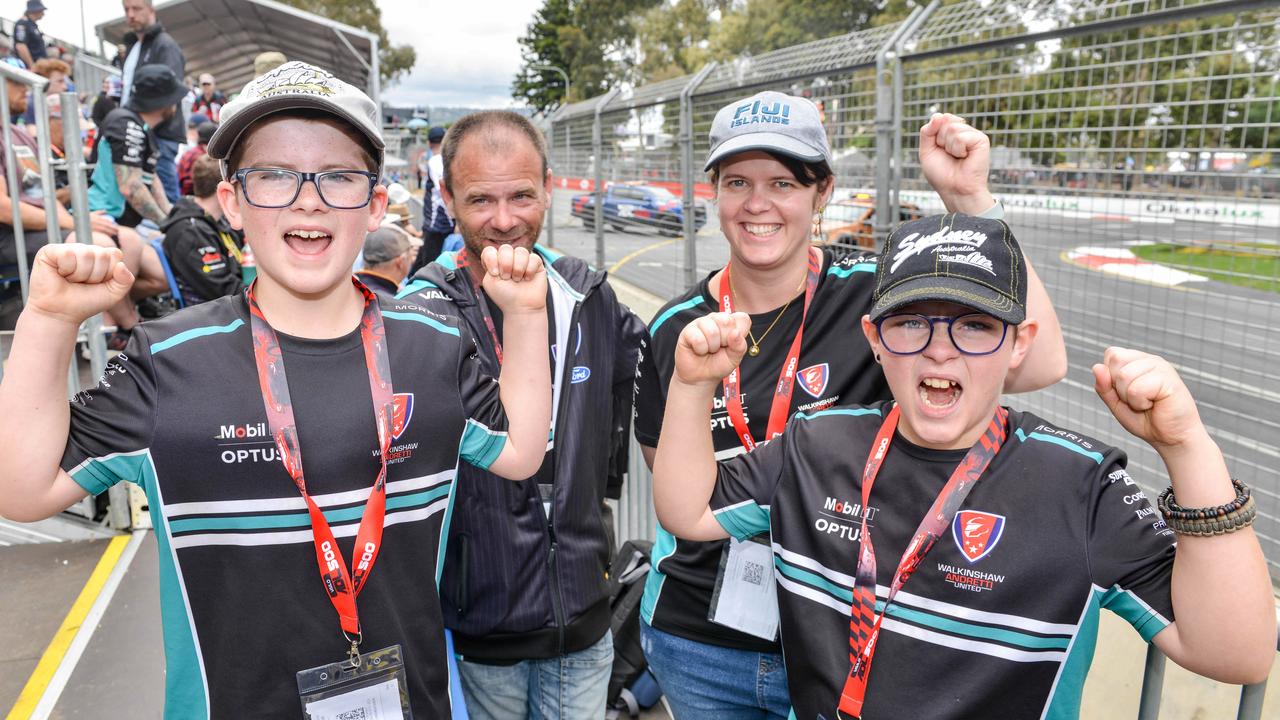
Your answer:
[479,244,547,315]
[26,244,134,326]
[1092,347,1204,451]
[673,311,752,388]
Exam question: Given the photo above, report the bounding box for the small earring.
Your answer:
[874,353,881,363]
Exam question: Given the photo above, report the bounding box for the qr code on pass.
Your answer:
[742,560,765,586]
[336,709,367,720]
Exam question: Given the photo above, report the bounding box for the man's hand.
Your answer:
[89,211,120,237]
[919,113,996,215]
[673,312,751,388]
[26,244,134,326]
[479,244,546,315]
[1092,347,1205,452]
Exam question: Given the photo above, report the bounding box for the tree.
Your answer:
[277,0,417,86]
[512,0,574,112]
[634,0,714,82]
[709,0,880,59]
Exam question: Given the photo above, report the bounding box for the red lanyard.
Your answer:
[838,403,1009,719]
[247,277,395,661]
[717,247,821,452]
[456,250,503,365]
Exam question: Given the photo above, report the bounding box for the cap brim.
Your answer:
[703,132,827,171]
[869,275,1025,325]
[207,94,385,166]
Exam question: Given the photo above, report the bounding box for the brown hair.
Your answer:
[708,150,833,190]
[441,110,547,195]
[192,154,222,198]
[226,109,378,176]
[32,58,70,79]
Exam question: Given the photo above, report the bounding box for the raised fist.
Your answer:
[26,243,134,326]
[673,312,752,387]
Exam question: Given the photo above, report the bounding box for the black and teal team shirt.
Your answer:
[88,106,158,227]
[61,293,508,719]
[633,248,891,653]
[711,399,1176,720]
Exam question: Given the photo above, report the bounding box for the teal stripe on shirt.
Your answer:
[827,262,876,277]
[150,319,245,354]
[1015,429,1105,464]
[167,485,452,534]
[381,310,461,336]
[650,297,708,333]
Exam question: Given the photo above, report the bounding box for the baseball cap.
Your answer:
[26,1,47,14]
[197,121,218,145]
[207,61,384,173]
[386,182,411,205]
[427,126,445,143]
[362,227,411,265]
[127,64,189,113]
[869,213,1027,326]
[188,111,210,128]
[253,51,288,77]
[704,91,830,172]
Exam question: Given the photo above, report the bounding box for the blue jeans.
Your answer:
[457,630,613,720]
[641,620,790,720]
[156,138,180,203]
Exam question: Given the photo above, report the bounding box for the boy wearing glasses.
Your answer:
[652,213,1273,719]
[0,62,553,718]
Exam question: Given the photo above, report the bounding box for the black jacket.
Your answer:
[124,23,186,142]
[399,247,647,661]
[159,197,243,306]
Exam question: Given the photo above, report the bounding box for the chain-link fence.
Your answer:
[550,0,1280,592]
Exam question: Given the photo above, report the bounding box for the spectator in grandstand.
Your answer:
[632,91,1067,719]
[177,119,215,197]
[12,0,47,68]
[354,226,412,297]
[189,72,225,121]
[89,64,184,230]
[21,56,69,128]
[397,111,646,720]
[409,126,452,274]
[0,31,12,60]
[159,154,243,306]
[111,43,126,69]
[91,75,123,129]
[0,61,166,339]
[651,214,1275,718]
[0,61,552,719]
[121,0,186,204]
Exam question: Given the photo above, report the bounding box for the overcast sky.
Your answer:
[39,0,545,108]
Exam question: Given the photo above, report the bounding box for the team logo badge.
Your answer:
[952,510,1005,563]
[798,363,829,398]
[391,393,414,440]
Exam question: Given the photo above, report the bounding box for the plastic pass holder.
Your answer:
[297,643,413,720]
[708,534,780,641]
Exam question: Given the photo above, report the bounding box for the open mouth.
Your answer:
[919,376,962,410]
[742,223,782,238]
[283,229,333,256]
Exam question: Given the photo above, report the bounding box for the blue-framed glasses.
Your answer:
[876,313,1009,356]
[232,168,378,209]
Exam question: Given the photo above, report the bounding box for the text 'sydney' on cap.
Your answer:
[870,213,1028,326]
[207,61,384,172]
[704,90,831,171]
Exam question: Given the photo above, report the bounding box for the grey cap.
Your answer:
[362,227,412,265]
[704,91,830,172]
[870,213,1027,325]
[208,61,384,173]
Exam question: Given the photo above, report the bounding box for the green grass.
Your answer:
[1130,243,1280,293]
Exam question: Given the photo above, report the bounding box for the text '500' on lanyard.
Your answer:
[717,246,821,452]
[837,404,1009,719]
[247,277,396,661]
[456,250,503,365]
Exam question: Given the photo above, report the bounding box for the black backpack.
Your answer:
[606,539,659,716]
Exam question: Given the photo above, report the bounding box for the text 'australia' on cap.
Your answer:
[869,213,1028,325]
[704,91,830,172]
[207,61,384,173]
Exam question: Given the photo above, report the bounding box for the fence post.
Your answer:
[679,63,716,289]
[874,3,934,250]
[592,88,620,270]
[60,92,108,385]
[0,65,48,304]
[31,92,59,247]
[1136,644,1166,720]
[545,105,565,249]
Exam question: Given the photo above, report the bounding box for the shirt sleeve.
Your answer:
[60,327,159,495]
[456,326,509,471]
[106,115,150,169]
[709,425,790,540]
[1087,457,1177,642]
[632,330,665,447]
[606,300,647,499]
[14,21,27,44]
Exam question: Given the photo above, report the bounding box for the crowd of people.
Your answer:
[0,3,1273,720]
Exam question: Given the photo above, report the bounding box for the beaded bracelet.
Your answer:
[1157,479,1257,536]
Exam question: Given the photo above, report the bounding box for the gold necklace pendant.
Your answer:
[748,344,761,357]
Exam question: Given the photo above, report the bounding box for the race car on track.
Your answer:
[572,183,707,236]
[821,193,922,251]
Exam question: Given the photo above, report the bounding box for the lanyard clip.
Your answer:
[342,630,363,669]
